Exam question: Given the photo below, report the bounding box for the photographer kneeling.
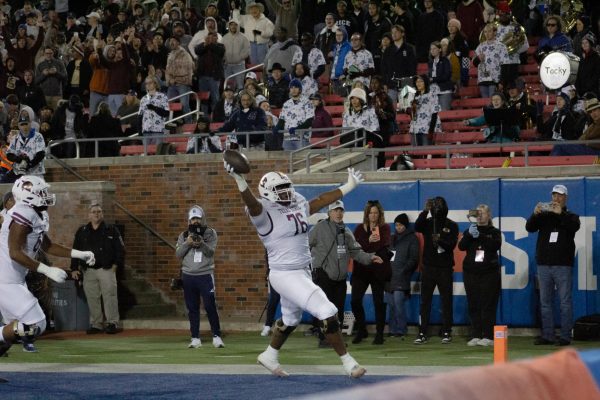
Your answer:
[175,206,224,349]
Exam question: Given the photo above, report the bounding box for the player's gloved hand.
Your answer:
[339,167,364,196]
[469,224,479,238]
[37,263,67,283]
[71,249,96,266]
[223,160,248,192]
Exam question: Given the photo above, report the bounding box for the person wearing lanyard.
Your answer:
[6,114,45,179]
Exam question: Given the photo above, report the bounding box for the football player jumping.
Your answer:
[224,163,368,378]
[0,176,95,358]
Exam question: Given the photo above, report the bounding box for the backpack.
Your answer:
[573,314,600,340]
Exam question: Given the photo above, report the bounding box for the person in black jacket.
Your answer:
[458,204,502,347]
[575,34,600,99]
[387,213,419,337]
[70,203,125,334]
[526,184,580,346]
[65,44,92,106]
[85,102,122,157]
[16,69,46,115]
[267,63,290,109]
[537,92,576,141]
[414,196,458,344]
[49,95,87,159]
[428,41,454,111]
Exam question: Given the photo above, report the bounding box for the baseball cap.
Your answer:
[188,206,204,221]
[18,114,30,125]
[328,200,345,211]
[86,11,101,19]
[245,71,257,80]
[126,89,137,96]
[552,185,568,195]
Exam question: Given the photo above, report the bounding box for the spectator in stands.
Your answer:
[506,79,536,129]
[16,70,46,115]
[65,44,92,106]
[236,2,274,65]
[330,27,352,96]
[310,199,383,347]
[142,32,169,72]
[116,89,140,136]
[342,87,380,147]
[293,32,327,80]
[428,41,454,111]
[350,0,367,35]
[138,75,169,145]
[551,98,600,156]
[445,18,471,87]
[34,46,67,111]
[343,33,375,89]
[464,92,520,142]
[267,63,290,109]
[175,205,225,349]
[387,213,419,338]
[538,92,576,142]
[381,24,417,105]
[99,40,134,117]
[335,1,360,37]
[572,15,594,58]
[363,1,392,55]
[200,2,227,35]
[0,15,44,76]
[409,75,441,146]
[373,32,392,75]
[88,44,110,117]
[526,185,580,346]
[50,95,87,159]
[4,94,36,132]
[217,90,267,149]
[272,79,314,150]
[473,23,509,98]
[84,11,105,40]
[166,35,194,123]
[291,62,319,98]
[212,86,237,123]
[496,5,529,88]
[85,102,122,157]
[264,26,301,75]
[6,114,45,178]
[371,76,395,169]
[265,0,302,40]
[415,0,446,62]
[222,19,249,91]
[259,97,279,131]
[575,34,600,99]
[389,1,415,45]
[310,93,334,139]
[456,0,485,49]
[195,31,225,115]
[189,16,223,57]
[0,56,22,100]
[186,116,221,154]
[316,13,340,62]
[351,199,392,345]
[414,196,458,345]
[536,14,573,62]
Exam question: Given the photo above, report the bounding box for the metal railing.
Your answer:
[223,63,264,90]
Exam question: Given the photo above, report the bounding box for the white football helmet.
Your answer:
[258,172,295,205]
[12,176,56,207]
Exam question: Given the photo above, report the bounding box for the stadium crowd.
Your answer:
[0,0,599,166]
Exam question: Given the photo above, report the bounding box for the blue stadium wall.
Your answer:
[293,177,600,327]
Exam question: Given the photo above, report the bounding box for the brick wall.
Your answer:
[43,155,289,318]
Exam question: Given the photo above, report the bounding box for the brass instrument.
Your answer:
[479,18,526,55]
[561,0,584,33]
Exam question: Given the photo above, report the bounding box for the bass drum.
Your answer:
[539,51,580,90]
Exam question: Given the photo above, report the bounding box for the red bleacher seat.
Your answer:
[210,122,224,131]
[325,105,345,117]
[458,86,481,98]
[182,123,196,133]
[451,97,489,109]
[439,109,481,120]
[120,145,157,156]
[197,91,210,101]
[389,134,411,146]
[323,94,344,105]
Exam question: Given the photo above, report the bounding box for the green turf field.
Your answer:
[3,331,599,368]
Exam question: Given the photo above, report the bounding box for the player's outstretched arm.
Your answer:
[309,168,364,215]
[224,161,263,216]
[41,235,96,266]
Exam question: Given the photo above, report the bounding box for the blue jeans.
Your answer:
[479,84,497,98]
[167,84,192,123]
[387,290,408,335]
[537,265,573,341]
[282,136,310,151]
[224,63,245,91]
[142,131,164,146]
[438,93,453,111]
[250,42,268,65]
[89,91,107,116]
[551,143,600,156]
[197,77,220,115]
[107,94,124,116]
[182,273,221,338]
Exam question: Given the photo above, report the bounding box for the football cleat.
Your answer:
[257,351,289,377]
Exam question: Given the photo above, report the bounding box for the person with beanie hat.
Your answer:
[176,205,225,349]
[270,78,314,151]
[538,91,576,141]
[387,213,419,337]
[342,86,380,147]
[575,34,600,98]
[573,15,594,58]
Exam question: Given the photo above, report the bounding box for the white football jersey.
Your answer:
[248,193,312,271]
[0,204,49,284]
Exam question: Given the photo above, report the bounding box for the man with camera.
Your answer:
[175,206,224,349]
[309,200,383,347]
[414,196,458,345]
[526,185,580,346]
[71,203,125,334]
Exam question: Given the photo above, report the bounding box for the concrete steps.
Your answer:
[293,151,367,174]
[118,266,177,319]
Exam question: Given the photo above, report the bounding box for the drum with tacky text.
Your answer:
[539,51,580,90]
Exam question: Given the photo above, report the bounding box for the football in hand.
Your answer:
[223,149,251,174]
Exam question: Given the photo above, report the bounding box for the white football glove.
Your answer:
[71,249,96,266]
[223,160,248,192]
[339,167,364,196]
[37,263,67,283]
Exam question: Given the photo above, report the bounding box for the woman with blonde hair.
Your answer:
[458,204,502,347]
[351,199,392,345]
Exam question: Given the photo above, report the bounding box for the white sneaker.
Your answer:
[467,338,481,346]
[212,336,225,348]
[342,356,367,379]
[257,351,289,377]
[477,338,494,347]
[260,325,271,337]
[188,338,201,348]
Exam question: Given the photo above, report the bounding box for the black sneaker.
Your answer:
[351,329,368,344]
[414,333,428,344]
[441,332,452,344]
[534,337,555,345]
[86,327,104,334]
[372,333,384,345]
[105,324,122,334]
[555,338,571,346]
